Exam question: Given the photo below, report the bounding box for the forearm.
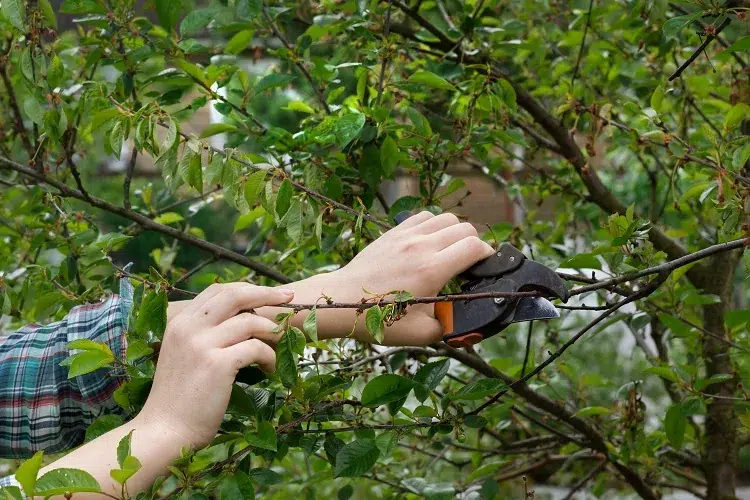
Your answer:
[39,413,188,499]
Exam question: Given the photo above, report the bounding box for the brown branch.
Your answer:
[0,155,292,283]
[668,17,732,81]
[0,63,33,155]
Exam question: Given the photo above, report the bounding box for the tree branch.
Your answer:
[0,155,292,283]
[668,17,732,81]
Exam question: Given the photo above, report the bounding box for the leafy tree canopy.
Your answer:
[0,0,748,498]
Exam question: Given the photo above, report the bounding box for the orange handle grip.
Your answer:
[434,302,484,349]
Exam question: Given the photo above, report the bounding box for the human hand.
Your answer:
[256,211,494,346]
[139,283,294,449]
[335,211,495,344]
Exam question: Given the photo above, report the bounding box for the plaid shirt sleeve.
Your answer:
[0,278,134,464]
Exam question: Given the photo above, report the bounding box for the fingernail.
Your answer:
[278,288,295,296]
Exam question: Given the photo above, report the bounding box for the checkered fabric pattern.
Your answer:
[0,278,133,470]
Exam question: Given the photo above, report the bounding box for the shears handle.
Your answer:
[435,302,485,349]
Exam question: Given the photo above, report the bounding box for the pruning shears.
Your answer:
[395,212,570,349]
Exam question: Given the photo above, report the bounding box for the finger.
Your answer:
[425,222,478,251]
[411,212,461,235]
[224,338,277,373]
[435,236,495,275]
[179,282,246,317]
[394,210,434,230]
[212,312,281,348]
[192,285,294,326]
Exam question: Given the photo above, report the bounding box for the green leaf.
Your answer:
[117,431,132,467]
[23,98,45,125]
[361,374,415,408]
[559,253,601,270]
[276,329,300,388]
[218,471,255,500]
[573,406,612,417]
[226,29,255,55]
[303,308,318,342]
[234,206,265,232]
[136,290,168,337]
[407,70,456,91]
[449,379,506,401]
[643,366,679,383]
[179,150,204,193]
[337,484,354,500]
[85,415,125,443]
[92,108,121,129]
[334,438,380,477]
[109,455,141,485]
[67,339,113,355]
[180,8,216,36]
[0,486,23,500]
[284,100,315,114]
[34,469,101,497]
[244,169,267,207]
[38,0,57,29]
[657,313,693,337]
[275,179,293,218]
[414,358,450,402]
[497,78,517,112]
[695,374,733,391]
[155,0,182,32]
[246,421,277,451]
[662,12,702,39]
[380,136,398,176]
[2,0,26,30]
[65,350,115,378]
[333,113,366,148]
[153,212,184,225]
[407,108,432,136]
[254,73,296,93]
[200,123,237,139]
[375,432,398,455]
[664,404,686,448]
[724,103,750,131]
[286,198,303,244]
[651,85,665,113]
[359,144,382,188]
[717,35,750,61]
[365,305,384,344]
[15,451,43,497]
[413,405,438,418]
[174,59,206,84]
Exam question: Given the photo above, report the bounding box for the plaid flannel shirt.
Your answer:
[0,278,134,490]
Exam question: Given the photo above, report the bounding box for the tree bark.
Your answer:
[694,252,742,500]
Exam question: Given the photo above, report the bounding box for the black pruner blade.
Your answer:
[436,245,569,349]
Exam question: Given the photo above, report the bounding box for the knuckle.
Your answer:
[465,236,486,254]
[438,212,460,225]
[402,235,427,253]
[459,222,478,237]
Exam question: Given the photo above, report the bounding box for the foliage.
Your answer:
[0,0,749,499]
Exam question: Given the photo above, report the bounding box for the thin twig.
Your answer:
[262,6,331,114]
[571,0,595,87]
[668,17,732,81]
[376,1,393,105]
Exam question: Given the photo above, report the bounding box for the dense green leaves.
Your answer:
[1,0,748,497]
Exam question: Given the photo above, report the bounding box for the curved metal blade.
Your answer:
[506,297,560,324]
